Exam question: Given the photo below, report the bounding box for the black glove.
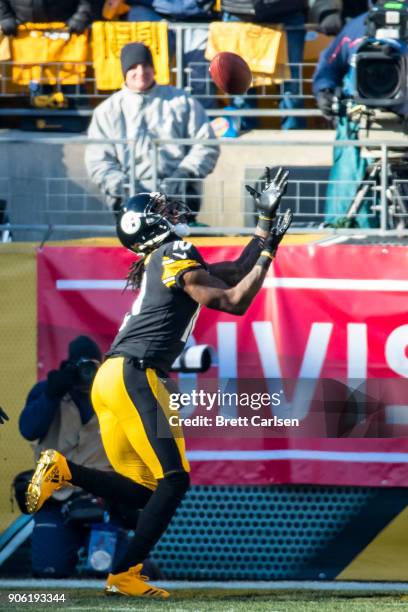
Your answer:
[258,208,293,269]
[267,208,293,256]
[0,406,9,425]
[66,13,89,34]
[316,89,336,119]
[246,167,289,231]
[0,17,17,36]
[319,11,344,36]
[46,366,76,398]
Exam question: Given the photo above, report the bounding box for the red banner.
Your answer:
[37,244,408,488]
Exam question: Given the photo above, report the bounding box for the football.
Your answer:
[209,52,252,95]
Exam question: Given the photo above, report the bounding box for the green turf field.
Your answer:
[2,589,408,612]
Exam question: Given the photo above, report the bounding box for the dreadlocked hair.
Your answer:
[124,256,146,291]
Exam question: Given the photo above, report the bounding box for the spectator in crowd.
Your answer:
[310,0,369,36]
[85,42,219,218]
[125,1,217,109]
[0,0,100,35]
[312,9,376,227]
[18,335,113,577]
[221,0,307,130]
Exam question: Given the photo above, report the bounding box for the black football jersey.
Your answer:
[107,239,207,372]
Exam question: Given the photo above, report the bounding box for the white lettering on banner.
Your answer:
[252,322,333,421]
[217,322,238,419]
[177,335,198,419]
[251,321,281,378]
[347,323,367,380]
[385,325,408,378]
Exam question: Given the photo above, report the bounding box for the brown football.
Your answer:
[209,52,252,95]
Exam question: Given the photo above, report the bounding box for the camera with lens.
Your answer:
[354,1,408,114]
[74,357,99,387]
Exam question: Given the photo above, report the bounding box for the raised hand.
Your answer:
[265,208,293,257]
[246,167,289,229]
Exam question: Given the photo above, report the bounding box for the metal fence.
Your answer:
[1,134,408,240]
[0,60,316,104]
[0,22,319,113]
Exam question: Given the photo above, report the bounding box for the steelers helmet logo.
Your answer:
[120,211,141,235]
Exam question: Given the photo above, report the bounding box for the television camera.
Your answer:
[354,0,408,115]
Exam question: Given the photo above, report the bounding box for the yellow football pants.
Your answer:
[91,356,189,491]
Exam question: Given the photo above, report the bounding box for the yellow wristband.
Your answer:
[260,250,275,261]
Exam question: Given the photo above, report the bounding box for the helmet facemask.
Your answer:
[146,193,193,241]
[147,193,192,224]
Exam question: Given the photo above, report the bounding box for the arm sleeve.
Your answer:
[84,105,128,200]
[312,16,366,96]
[69,0,93,24]
[208,236,265,287]
[177,96,220,179]
[19,382,60,442]
[161,241,207,289]
[313,35,348,95]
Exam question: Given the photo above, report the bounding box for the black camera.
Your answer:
[75,358,99,386]
[354,1,408,114]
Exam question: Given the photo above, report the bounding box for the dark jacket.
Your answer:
[221,0,306,22]
[313,12,366,96]
[0,0,97,33]
[19,381,93,442]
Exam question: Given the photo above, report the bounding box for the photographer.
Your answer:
[18,335,112,577]
[312,7,379,227]
[313,12,367,114]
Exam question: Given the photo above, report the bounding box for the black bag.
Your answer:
[221,0,305,21]
[253,0,306,21]
[221,0,256,17]
[13,470,34,514]
[61,492,107,524]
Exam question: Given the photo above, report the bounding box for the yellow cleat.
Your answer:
[105,564,169,599]
[25,449,72,514]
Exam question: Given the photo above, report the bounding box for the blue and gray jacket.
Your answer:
[313,12,367,97]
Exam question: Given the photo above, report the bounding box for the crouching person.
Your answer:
[17,336,111,577]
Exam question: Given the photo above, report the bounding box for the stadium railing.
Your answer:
[0,135,407,239]
[0,22,319,113]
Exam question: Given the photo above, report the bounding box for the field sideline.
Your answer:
[2,583,408,612]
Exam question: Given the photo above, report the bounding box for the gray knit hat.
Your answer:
[121,42,154,76]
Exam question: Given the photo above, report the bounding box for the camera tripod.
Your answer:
[335,153,408,230]
[329,104,408,230]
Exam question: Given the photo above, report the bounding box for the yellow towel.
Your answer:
[205,21,289,86]
[11,23,88,85]
[0,32,11,61]
[91,21,170,90]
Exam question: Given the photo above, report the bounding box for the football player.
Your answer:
[26,167,292,598]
